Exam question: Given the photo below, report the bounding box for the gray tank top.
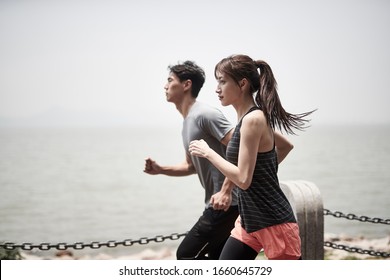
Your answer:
[182,101,238,207]
[226,107,296,232]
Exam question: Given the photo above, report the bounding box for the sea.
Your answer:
[0,124,389,258]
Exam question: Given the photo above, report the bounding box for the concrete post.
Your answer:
[280,180,324,260]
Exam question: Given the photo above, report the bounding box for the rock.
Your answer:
[324,234,390,260]
[55,250,74,259]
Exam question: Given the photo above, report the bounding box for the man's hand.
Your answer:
[210,190,232,212]
[144,158,162,175]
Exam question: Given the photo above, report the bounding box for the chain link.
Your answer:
[0,232,187,252]
[323,209,390,225]
[324,241,390,258]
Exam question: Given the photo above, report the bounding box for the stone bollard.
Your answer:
[280,180,324,260]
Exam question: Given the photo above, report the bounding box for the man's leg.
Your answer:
[206,206,239,259]
[176,208,212,260]
[176,206,238,260]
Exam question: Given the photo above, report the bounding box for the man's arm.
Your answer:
[210,128,235,211]
[220,128,234,146]
[144,153,196,176]
[210,177,235,211]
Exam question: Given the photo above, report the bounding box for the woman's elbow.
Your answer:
[237,179,252,190]
[282,143,294,155]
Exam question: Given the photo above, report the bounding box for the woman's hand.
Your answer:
[189,139,210,158]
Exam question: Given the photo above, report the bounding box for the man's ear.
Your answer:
[183,79,192,90]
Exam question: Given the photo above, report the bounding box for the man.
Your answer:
[144,60,238,259]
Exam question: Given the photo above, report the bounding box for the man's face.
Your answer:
[164,72,185,103]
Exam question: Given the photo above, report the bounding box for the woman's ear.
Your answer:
[239,78,248,90]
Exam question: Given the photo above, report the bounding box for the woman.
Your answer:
[189,54,314,260]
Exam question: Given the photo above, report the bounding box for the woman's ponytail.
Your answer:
[254,60,314,134]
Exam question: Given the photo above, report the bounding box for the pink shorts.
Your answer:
[231,216,301,260]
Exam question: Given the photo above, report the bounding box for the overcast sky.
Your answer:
[0,0,389,127]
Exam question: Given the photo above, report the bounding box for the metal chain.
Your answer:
[323,209,390,225]
[324,241,390,258]
[323,210,389,258]
[0,232,187,251]
[2,210,389,259]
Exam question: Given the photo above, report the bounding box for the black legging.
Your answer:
[220,236,303,260]
[219,236,259,260]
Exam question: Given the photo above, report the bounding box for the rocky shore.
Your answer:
[323,233,389,260]
[18,234,389,260]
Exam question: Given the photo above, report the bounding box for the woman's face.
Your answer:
[215,71,241,107]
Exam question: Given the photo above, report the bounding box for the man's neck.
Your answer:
[176,96,196,118]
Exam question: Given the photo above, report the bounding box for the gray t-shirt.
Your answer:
[182,101,238,207]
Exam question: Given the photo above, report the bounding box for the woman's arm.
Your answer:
[190,111,264,190]
[274,131,294,164]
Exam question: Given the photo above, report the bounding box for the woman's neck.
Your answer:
[234,98,257,122]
